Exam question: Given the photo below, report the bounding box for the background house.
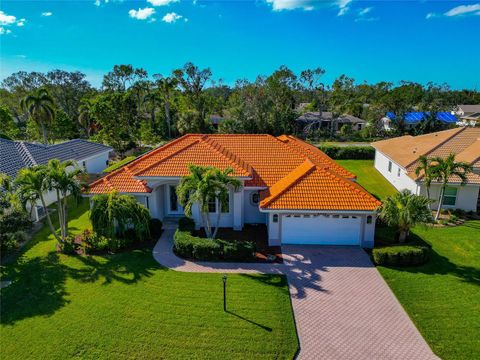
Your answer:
[381,111,458,131]
[372,127,480,212]
[0,138,112,221]
[296,111,367,132]
[452,104,480,126]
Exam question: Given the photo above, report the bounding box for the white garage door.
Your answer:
[281,214,361,245]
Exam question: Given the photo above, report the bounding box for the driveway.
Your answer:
[153,227,438,360]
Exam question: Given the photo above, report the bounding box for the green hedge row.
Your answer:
[317,145,375,160]
[372,245,430,266]
[173,226,256,262]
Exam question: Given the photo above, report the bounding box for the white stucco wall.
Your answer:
[374,151,418,193]
[243,189,267,224]
[80,151,110,174]
[421,183,480,212]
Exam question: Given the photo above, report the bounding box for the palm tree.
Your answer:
[177,165,241,239]
[15,166,62,243]
[430,154,473,220]
[142,92,161,131]
[415,155,435,209]
[78,98,96,137]
[379,190,433,243]
[46,159,84,240]
[21,88,56,145]
[156,77,177,138]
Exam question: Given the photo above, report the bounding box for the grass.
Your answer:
[0,199,298,360]
[336,159,397,200]
[103,156,136,173]
[378,221,480,360]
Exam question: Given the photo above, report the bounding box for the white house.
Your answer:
[88,134,380,248]
[0,138,113,221]
[372,127,480,212]
[452,104,480,127]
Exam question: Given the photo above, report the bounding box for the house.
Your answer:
[381,112,458,131]
[87,134,380,247]
[296,111,367,132]
[372,127,480,212]
[209,115,225,129]
[452,104,480,127]
[0,138,113,221]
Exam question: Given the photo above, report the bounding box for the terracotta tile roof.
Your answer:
[88,134,379,211]
[260,160,381,211]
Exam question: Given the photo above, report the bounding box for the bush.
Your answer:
[61,235,81,255]
[372,245,430,266]
[149,218,163,239]
[0,231,28,253]
[317,145,375,159]
[173,229,256,262]
[178,217,195,233]
[81,230,110,253]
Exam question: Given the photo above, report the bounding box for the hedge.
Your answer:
[317,145,375,160]
[372,245,430,266]
[178,217,195,233]
[173,228,256,262]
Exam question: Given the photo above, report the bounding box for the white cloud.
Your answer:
[162,12,183,23]
[129,7,156,20]
[265,0,316,11]
[0,11,17,25]
[444,4,480,17]
[0,27,12,35]
[147,0,179,6]
[41,12,53,17]
[17,18,26,26]
[425,12,436,19]
[358,7,372,16]
[337,0,352,16]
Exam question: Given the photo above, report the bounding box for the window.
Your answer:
[272,214,279,223]
[106,160,109,166]
[169,185,178,211]
[442,187,457,206]
[145,196,149,209]
[208,198,217,213]
[250,192,260,205]
[388,161,392,172]
[397,168,401,177]
[82,161,87,170]
[367,215,373,224]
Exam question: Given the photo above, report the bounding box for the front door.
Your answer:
[167,185,183,215]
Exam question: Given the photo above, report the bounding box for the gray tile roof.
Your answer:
[296,111,366,124]
[0,138,112,178]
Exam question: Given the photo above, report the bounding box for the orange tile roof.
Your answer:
[88,134,379,211]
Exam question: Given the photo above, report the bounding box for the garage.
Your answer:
[281,214,362,245]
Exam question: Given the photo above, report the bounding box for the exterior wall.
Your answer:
[421,183,479,212]
[361,214,376,249]
[81,151,110,174]
[267,213,281,246]
[148,185,165,220]
[243,189,267,224]
[374,151,418,193]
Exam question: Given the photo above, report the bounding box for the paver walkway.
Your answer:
[153,225,438,360]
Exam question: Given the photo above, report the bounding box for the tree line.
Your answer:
[1,64,479,154]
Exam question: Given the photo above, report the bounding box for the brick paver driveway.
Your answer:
[282,245,438,360]
[153,226,437,359]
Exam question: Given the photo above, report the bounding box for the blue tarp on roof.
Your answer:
[386,111,458,124]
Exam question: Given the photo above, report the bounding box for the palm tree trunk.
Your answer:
[205,211,212,238]
[165,102,171,138]
[212,209,222,239]
[41,122,48,145]
[398,230,408,243]
[426,186,431,210]
[55,189,65,239]
[435,186,445,221]
[63,194,68,237]
[40,195,62,243]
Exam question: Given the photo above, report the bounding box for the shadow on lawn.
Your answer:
[226,310,272,332]
[0,249,159,325]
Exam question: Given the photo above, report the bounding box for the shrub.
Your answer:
[0,231,28,253]
[221,240,256,261]
[61,235,81,255]
[178,217,195,233]
[372,245,430,266]
[107,237,128,253]
[173,229,256,262]
[317,145,375,160]
[149,218,163,239]
[81,230,110,253]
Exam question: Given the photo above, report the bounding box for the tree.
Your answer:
[177,165,241,239]
[155,76,178,138]
[78,98,96,137]
[0,105,19,139]
[102,64,147,92]
[15,166,62,243]
[379,190,433,243]
[21,88,56,145]
[46,159,84,241]
[90,192,150,240]
[415,155,435,208]
[430,154,473,220]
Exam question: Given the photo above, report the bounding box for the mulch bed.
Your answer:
[194,224,284,263]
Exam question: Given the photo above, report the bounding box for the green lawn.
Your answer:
[336,159,397,200]
[378,222,480,360]
[0,199,298,360]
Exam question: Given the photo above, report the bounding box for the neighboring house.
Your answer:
[209,115,225,129]
[372,127,480,212]
[296,111,367,132]
[452,104,480,127]
[381,112,458,131]
[0,138,113,221]
[87,134,380,247]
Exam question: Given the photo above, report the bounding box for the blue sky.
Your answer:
[1,0,479,89]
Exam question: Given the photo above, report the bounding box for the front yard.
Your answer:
[0,199,298,360]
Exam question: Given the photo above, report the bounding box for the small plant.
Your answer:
[372,245,430,266]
